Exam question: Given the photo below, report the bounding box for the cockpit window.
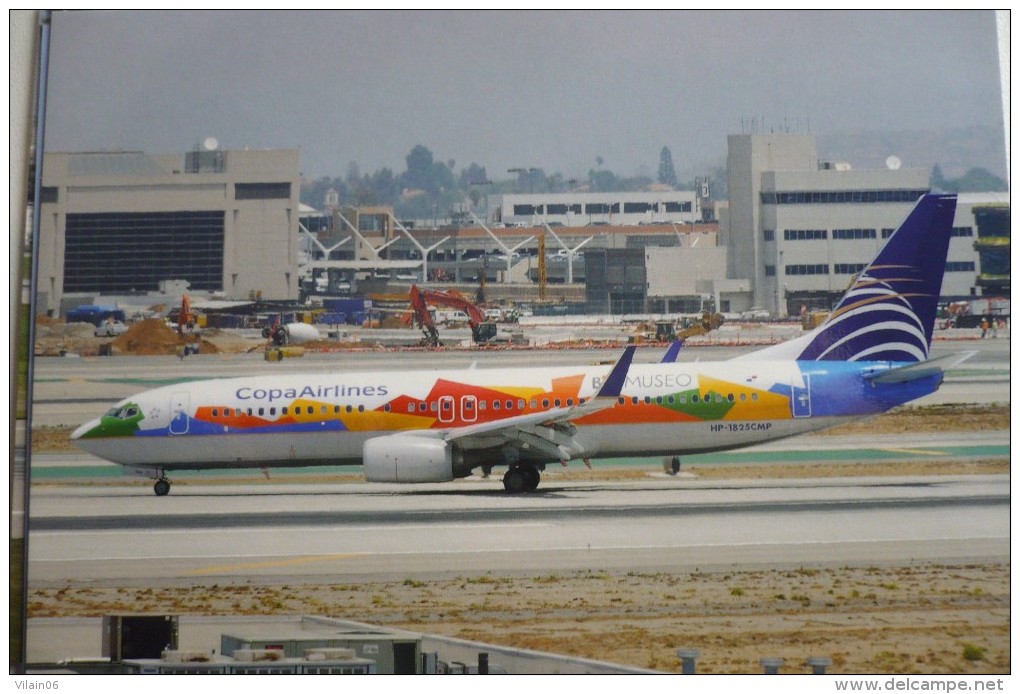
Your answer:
[104,406,139,420]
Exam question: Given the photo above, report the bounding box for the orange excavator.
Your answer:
[408,284,498,347]
[177,294,198,335]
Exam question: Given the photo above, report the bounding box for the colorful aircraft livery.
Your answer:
[74,194,964,495]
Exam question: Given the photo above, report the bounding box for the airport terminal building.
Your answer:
[37,148,301,315]
[720,134,993,316]
[35,139,1002,319]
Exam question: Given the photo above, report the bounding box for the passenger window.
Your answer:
[542,399,549,408]
[493,400,501,411]
[518,400,525,410]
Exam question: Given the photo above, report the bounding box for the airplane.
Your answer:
[73,194,966,496]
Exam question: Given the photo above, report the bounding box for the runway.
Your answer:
[27,473,1010,585]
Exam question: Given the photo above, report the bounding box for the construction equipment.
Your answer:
[631,313,724,344]
[408,285,498,347]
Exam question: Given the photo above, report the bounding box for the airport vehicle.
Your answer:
[262,315,320,346]
[93,320,128,337]
[74,195,964,497]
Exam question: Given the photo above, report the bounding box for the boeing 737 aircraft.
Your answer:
[73,194,965,496]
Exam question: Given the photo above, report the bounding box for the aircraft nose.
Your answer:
[71,418,101,440]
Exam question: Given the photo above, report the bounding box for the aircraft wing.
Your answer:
[442,346,635,453]
[863,351,975,384]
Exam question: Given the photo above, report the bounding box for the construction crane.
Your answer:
[408,284,497,347]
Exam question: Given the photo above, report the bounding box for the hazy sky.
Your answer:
[44,10,1004,180]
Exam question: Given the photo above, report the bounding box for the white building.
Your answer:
[498,191,700,228]
[37,148,301,315]
[723,133,986,317]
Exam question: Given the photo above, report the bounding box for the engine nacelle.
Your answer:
[363,435,454,483]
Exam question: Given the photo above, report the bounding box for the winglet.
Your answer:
[661,340,683,363]
[597,346,635,397]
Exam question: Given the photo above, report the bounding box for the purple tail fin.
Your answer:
[797,193,957,362]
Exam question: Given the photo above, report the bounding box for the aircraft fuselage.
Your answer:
[72,358,940,473]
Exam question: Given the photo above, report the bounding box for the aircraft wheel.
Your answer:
[154,479,171,497]
[502,468,528,494]
[522,465,541,492]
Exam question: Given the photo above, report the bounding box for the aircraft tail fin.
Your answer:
[742,193,957,363]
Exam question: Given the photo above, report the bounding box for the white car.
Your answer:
[94,321,128,337]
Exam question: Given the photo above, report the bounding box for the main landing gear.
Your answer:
[153,471,172,497]
[502,464,541,494]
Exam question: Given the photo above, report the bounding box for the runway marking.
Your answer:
[881,447,947,456]
[184,553,367,575]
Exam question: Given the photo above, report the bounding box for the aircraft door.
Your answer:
[791,373,812,418]
[460,395,478,423]
[438,395,455,423]
[169,392,190,435]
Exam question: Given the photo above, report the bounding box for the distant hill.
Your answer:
[817,125,1007,180]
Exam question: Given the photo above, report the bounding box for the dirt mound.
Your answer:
[112,319,220,356]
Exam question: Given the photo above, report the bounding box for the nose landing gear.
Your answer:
[153,471,172,496]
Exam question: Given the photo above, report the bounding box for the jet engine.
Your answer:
[363,435,454,483]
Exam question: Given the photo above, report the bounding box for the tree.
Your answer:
[658,146,678,188]
[953,167,1007,193]
[459,163,489,189]
[403,145,435,192]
